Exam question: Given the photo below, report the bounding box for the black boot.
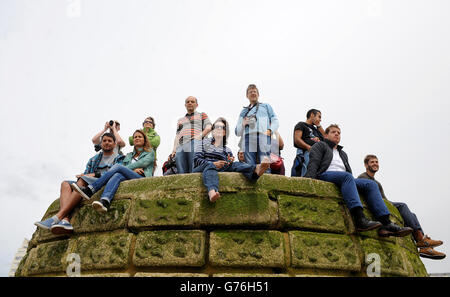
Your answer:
[351,207,382,232]
[378,223,413,237]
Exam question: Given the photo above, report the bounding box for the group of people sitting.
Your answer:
[34,84,445,260]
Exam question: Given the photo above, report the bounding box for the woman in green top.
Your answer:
[73,130,155,212]
[129,116,160,151]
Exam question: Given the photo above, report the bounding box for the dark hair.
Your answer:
[246,84,259,96]
[325,124,340,134]
[143,116,156,128]
[306,109,321,119]
[212,117,229,145]
[364,154,378,165]
[133,130,150,152]
[101,132,116,143]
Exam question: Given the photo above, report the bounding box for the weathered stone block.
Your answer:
[360,237,408,276]
[67,232,132,271]
[129,195,196,229]
[71,199,131,233]
[24,240,69,275]
[397,235,418,254]
[213,273,289,277]
[279,195,346,233]
[358,209,397,243]
[82,273,131,277]
[135,273,209,277]
[117,174,204,196]
[197,192,273,227]
[42,199,61,218]
[309,178,342,198]
[289,231,361,271]
[133,230,206,267]
[257,175,317,196]
[209,230,285,268]
[402,249,428,277]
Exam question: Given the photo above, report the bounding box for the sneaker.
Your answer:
[50,220,74,235]
[416,235,443,248]
[378,223,413,237]
[92,199,110,213]
[34,216,60,230]
[419,247,446,260]
[354,217,382,232]
[71,183,94,200]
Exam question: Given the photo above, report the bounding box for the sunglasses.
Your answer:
[143,121,154,125]
[214,125,225,130]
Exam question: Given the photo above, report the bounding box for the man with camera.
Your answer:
[235,84,279,172]
[34,133,124,235]
[92,120,126,153]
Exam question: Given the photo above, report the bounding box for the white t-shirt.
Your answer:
[326,148,346,172]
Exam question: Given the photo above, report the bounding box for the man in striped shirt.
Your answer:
[170,96,212,173]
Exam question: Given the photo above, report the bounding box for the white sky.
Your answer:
[0,0,449,276]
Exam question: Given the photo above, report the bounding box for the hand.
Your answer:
[213,161,227,169]
[312,137,320,142]
[228,156,235,163]
[169,152,176,159]
[104,121,110,131]
[242,117,250,127]
[133,168,145,176]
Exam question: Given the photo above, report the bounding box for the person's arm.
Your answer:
[235,111,245,136]
[193,140,207,167]
[294,130,312,151]
[317,126,325,138]
[304,143,325,179]
[266,104,279,135]
[125,150,155,171]
[276,132,284,150]
[151,133,161,150]
[110,123,125,148]
[92,122,110,145]
[200,113,212,139]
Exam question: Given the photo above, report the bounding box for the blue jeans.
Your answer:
[392,202,422,232]
[176,140,196,174]
[193,161,257,192]
[243,133,271,173]
[90,164,144,203]
[291,149,310,177]
[318,171,390,219]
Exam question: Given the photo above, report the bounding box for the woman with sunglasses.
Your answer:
[129,116,160,152]
[193,117,270,202]
[73,130,155,212]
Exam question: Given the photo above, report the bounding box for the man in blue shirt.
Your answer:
[34,133,123,235]
[235,84,278,173]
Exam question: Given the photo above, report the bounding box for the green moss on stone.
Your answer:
[133,230,206,267]
[209,230,285,268]
[289,231,361,271]
[279,195,347,234]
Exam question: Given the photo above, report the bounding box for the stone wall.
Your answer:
[15,173,428,277]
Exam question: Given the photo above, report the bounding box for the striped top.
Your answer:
[176,111,211,145]
[193,138,234,168]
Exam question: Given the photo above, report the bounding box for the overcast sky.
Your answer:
[1,0,449,276]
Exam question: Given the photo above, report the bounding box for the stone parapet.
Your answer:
[17,173,427,277]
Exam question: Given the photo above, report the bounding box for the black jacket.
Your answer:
[304,139,352,179]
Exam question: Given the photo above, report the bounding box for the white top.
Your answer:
[326,148,346,172]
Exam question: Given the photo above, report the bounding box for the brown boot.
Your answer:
[416,235,443,248]
[419,247,446,260]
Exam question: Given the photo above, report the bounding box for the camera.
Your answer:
[246,115,257,129]
[109,120,115,127]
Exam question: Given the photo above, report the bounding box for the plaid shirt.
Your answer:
[84,152,124,175]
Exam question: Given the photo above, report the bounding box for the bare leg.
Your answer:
[254,157,271,176]
[55,179,85,221]
[208,189,221,203]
